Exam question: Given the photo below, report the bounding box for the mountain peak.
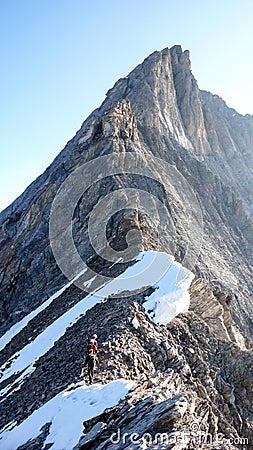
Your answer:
[85,44,208,155]
[170,44,191,70]
[0,45,252,449]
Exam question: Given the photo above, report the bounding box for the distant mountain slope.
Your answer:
[0,45,252,339]
[0,45,252,449]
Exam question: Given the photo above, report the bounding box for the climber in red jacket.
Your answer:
[86,334,98,354]
[84,340,98,384]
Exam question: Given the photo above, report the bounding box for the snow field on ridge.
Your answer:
[0,379,133,450]
[0,251,194,448]
[0,252,193,389]
[0,268,88,353]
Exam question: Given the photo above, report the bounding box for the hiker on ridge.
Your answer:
[89,334,98,351]
[84,335,98,384]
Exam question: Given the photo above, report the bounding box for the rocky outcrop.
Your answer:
[170,45,210,155]
[1,292,252,449]
[73,306,252,450]
[189,278,246,346]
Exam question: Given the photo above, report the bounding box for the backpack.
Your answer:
[86,343,93,353]
[86,342,97,355]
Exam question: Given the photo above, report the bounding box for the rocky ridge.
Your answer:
[0,45,252,449]
[0,46,252,338]
[1,287,252,449]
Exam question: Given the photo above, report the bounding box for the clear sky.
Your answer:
[0,0,253,212]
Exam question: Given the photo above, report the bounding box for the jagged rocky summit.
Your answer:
[0,45,252,449]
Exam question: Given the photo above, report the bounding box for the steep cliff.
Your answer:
[0,46,252,337]
[0,45,252,449]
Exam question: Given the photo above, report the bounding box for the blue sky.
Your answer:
[0,0,252,212]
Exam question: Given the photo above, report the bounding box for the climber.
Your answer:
[84,341,97,384]
[91,334,98,350]
[86,334,98,353]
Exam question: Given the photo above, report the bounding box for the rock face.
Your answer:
[0,45,252,449]
[0,45,252,337]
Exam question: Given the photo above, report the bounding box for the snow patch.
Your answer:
[132,317,140,329]
[188,347,195,354]
[83,276,96,289]
[0,295,101,387]
[142,256,194,324]
[0,379,133,450]
[0,268,87,352]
